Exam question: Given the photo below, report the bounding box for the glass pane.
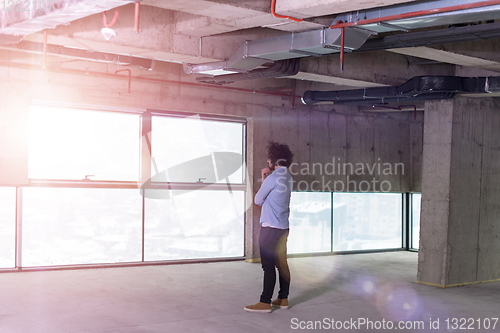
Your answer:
[412,193,421,250]
[288,192,331,254]
[29,105,140,181]
[0,187,16,268]
[333,193,402,251]
[144,190,244,260]
[22,188,142,267]
[151,116,244,184]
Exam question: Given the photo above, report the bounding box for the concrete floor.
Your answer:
[0,252,499,333]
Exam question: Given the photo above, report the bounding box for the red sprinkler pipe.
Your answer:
[340,26,345,73]
[331,0,500,29]
[103,9,119,28]
[402,104,418,121]
[271,0,303,22]
[0,60,298,100]
[134,2,140,33]
[42,30,47,71]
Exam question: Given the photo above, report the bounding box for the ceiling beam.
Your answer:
[22,4,218,64]
[21,3,321,65]
[140,0,424,36]
[388,44,500,73]
[141,0,325,36]
[295,49,455,88]
[171,10,325,37]
[275,0,417,18]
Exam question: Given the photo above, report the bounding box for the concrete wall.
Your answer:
[418,97,500,286]
[258,109,421,193]
[249,106,422,257]
[477,100,500,281]
[0,53,422,259]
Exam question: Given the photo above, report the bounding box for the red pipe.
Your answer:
[403,104,418,121]
[134,2,140,33]
[271,0,303,22]
[331,0,500,29]
[0,60,297,100]
[340,27,345,73]
[42,30,47,71]
[103,9,119,28]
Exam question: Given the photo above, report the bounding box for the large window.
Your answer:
[28,105,140,181]
[333,193,402,251]
[288,192,331,254]
[0,103,423,269]
[12,105,247,268]
[144,190,244,260]
[0,187,16,268]
[22,188,142,266]
[151,115,244,184]
[288,192,403,254]
[146,114,246,260]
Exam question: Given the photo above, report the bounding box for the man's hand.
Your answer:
[261,167,271,181]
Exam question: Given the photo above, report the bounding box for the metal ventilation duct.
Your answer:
[0,0,135,45]
[357,21,500,52]
[186,0,500,82]
[184,27,373,76]
[333,0,500,33]
[301,76,500,105]
[195,58,300,85]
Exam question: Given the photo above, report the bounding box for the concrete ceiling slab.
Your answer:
[143,0,420,36]
[22,32,221,65]
[170,8,325,37]
[3,0,500,93]
[141,0,266,21]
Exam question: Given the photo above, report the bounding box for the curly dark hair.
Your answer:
[267,142,294,168]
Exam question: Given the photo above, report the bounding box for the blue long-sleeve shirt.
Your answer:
[255,166,293,229]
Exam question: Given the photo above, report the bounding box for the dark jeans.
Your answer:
[259,226,290,304]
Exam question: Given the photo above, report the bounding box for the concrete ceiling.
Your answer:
[3,0,500,100]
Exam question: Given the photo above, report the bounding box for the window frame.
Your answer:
[287,191,406,257]
[6,102,248,270]
[28,102,144,184]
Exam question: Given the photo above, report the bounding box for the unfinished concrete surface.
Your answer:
[2,4,500,325]
[0,59,424,262]
[418,97,500,287]
[1,252,499,333]
[6,0,500,87]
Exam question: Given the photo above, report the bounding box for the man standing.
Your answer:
[244,142,294,313]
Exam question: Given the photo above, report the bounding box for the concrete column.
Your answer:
[0,86,29,186]
[244,116,258,261]
[418,97,500,287]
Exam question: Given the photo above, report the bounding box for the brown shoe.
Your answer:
[244,302,272,313]
[271,298,289,309]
